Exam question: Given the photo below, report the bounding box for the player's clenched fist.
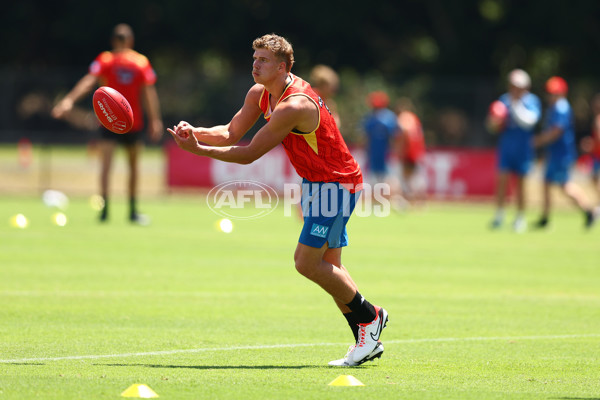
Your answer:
[172,121,193,138]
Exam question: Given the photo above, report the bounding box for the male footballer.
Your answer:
[168,33,388,366]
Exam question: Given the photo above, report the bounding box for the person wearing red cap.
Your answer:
[488,69,541,233]
[362,91,401,184]
[533,76,596,228]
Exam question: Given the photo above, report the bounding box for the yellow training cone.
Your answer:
[328,375,365,386]
[121,384,159,398]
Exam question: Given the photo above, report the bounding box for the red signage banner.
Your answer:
[165,143,498,198]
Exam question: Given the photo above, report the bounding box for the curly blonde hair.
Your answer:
[252,33,294,73]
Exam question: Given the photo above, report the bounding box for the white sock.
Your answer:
[515,212,524,222]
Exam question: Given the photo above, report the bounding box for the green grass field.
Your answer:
[1,195,599,399]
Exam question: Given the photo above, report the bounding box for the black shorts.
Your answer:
[99,127,143,146]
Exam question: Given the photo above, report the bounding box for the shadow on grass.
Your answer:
[549,398,600,400]
[99,363,320,370]
[5,363,45,366]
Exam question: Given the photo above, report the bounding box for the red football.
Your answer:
[488,100,508,120]
[92,86,134,134]
[486,100,508,133]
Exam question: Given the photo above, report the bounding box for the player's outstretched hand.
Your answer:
[172,121,193,138]
[51,98,74,119]
[168,122,200,153]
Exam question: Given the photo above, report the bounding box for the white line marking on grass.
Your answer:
[1,333,598,364]
[0,343,340,364]
[388,333,600,344]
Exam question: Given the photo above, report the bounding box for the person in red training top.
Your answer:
[169,33,388,367]
[52,23,163,224]
[580,93,600,209]
[395,97,426,203]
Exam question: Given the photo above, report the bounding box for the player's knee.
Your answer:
[294,257,308,276]
[294,257,317,280]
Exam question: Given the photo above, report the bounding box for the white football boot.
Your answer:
[352,306,388,363]
[328,341,384,367]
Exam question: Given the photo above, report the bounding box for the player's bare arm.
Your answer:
[173,85,264,147]
[594,115,600,141]
[168,94,318,164]
[141,84,164,142]
[51,73,98,119]
[534,126,563,148]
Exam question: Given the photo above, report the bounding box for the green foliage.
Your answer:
[6,1,600,147]
[5,1,600,78]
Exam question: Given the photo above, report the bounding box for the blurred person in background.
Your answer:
[533,77,596,229]
[395,97,426,204]
[579,93,600,208]
[309,64,341,128]
[487,69,541,233]
[51,23,163,224]
[361,91,404,208]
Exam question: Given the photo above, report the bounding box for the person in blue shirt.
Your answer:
[533,76,596,229]
[363,91,400,185]
[488,69,541,232]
